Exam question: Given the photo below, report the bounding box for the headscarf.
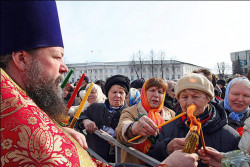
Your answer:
[133,80,166,154]
[129,88,141,106]
[140,80,165,128]
[224,77,249,121]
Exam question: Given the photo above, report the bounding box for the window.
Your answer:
[245,68,248,74]
[105,69,108,73]
[119,69,122,73]
[125,68,128,72]
[110,69,113,73]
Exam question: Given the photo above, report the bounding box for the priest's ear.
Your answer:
[11,50,32,71]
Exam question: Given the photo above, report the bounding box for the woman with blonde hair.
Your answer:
[81,83,106,110]
[68,83,106,117]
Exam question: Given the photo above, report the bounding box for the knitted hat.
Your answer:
[0,1,63,55]
[105,75,130,97]
[175,73,214,100]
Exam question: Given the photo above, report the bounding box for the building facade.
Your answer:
[230,50,250,76]
[65,60,204,83]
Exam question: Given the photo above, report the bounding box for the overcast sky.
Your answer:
[57,1,250,73]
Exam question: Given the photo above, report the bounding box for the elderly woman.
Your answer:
[76,75,130,163]
[115,77,175,164]
[68,83,106,117]
[147,73,240,167]
[220,77,250,136]
[125,88,141,107]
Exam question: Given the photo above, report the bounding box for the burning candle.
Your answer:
[69,82,94,128]
[60,69,74,89]
[67,73,85,109]
[128,112,187,142]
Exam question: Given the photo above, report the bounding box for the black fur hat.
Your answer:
[105,75,130,97]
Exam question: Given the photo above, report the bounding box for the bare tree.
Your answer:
[130,52,139,79]
[148,50,156,77]
[159,51,166,78]
[137,51,144,78]
[217,62,225,79]
[170,58,176,80]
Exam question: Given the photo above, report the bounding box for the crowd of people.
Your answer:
[1,1,250,167]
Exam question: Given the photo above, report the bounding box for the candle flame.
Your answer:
[187,104,201,135]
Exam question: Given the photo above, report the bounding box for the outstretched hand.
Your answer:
[162,150,198,167]
[83,119,98,133]
[166,138,185,155]
[198,147,223,167]
[132,115,158,137]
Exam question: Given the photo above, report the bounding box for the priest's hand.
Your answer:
[63,127,88,150]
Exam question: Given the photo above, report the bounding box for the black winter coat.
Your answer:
[147,101,240,167]
[76,99,128,163]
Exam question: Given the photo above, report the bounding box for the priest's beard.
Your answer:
[23,59,67,122]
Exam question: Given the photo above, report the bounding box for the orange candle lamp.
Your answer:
[128,112,186,142]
